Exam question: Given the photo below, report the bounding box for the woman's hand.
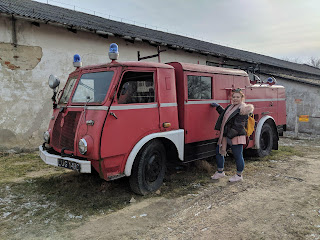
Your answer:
[210,102,220,107]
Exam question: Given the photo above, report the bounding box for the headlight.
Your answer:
[78,138,88,155]
[43,131,50,143]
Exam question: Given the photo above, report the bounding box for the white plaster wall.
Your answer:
[0,16,11,42]
[0,16,208,148]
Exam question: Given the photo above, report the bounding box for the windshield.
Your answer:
[71,71,114,104]
[59,76,77,104]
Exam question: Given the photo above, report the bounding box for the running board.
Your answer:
[184,139,217,162]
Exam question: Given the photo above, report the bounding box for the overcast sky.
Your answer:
[35,0,320,63]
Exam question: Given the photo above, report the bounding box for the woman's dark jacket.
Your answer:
[215,104,253,139]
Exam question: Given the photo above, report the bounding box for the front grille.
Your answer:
[52,111,81,151]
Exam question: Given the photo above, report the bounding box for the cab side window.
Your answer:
[117,71,155,104]
[187,75,212,99]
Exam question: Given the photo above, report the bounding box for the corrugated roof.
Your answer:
[1,0,320,77]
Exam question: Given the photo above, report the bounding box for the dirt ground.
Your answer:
[1,136,319,240]
[70,136,320,240]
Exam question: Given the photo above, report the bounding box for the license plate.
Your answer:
[58,159,81,172]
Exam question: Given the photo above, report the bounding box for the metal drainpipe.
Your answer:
[11,15,17,47]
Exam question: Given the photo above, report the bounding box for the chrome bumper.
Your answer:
[39,145,91,173]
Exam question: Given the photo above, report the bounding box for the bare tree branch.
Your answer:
[309,57,320,68]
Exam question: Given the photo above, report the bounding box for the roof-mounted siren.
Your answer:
[109,43,119,62]
[73,54,82,68]
[267,76,277,86]
[250,74,261,85]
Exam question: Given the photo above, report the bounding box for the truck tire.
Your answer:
[255,122,274,157]
[129,140,166,195]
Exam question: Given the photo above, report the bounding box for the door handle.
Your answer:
[110,112,118,119]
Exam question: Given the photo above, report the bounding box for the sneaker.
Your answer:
[229,174,243,182]
[211,171,226,180]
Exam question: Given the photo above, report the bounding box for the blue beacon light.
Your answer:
[73,54,82,68]
[267,77,276,85]
[109,43,119,61]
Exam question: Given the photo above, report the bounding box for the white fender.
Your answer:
[254,115,275,149]
[124,129,184,176]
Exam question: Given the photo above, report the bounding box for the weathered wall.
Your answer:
[0,15,208,148]
[259,74,320,134]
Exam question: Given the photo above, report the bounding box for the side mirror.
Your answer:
[48,75,60,89]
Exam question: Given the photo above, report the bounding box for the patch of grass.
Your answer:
[269,146,304,158]
[0,151,137,239]
[162,166,210,198]
[245,146,304,163]
[0,158,220,239]
[0,172,136,239]
[0,152,218,239]
[0,153,38,179]
[0,152,65,183]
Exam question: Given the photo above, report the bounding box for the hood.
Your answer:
[240,103,254,115]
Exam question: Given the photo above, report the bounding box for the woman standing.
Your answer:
[211,89,254,182]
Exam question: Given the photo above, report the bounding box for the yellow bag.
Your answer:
[246,114,255,137]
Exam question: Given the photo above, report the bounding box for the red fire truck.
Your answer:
[39,44,286,195]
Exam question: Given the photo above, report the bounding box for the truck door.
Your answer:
[184,73,217,143]
[100,69,160,169]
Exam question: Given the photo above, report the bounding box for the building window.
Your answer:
[187,75,212,99]
[117,71,155,104]
[206,61,220,67]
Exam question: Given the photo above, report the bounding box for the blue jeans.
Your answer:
[216,145,244,174]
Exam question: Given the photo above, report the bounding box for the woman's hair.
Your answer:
[231,88,245,99]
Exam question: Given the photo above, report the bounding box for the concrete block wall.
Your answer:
[259,74,320,134]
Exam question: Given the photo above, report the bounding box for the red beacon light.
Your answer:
[73,54,82,68]
[267,76,277,86]
[109,43,119,62]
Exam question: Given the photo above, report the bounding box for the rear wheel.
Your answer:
[255,123,274,157]
[129,140,166,195]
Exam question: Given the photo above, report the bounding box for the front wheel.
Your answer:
[255,123,274,157]
[129,140,166,195]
